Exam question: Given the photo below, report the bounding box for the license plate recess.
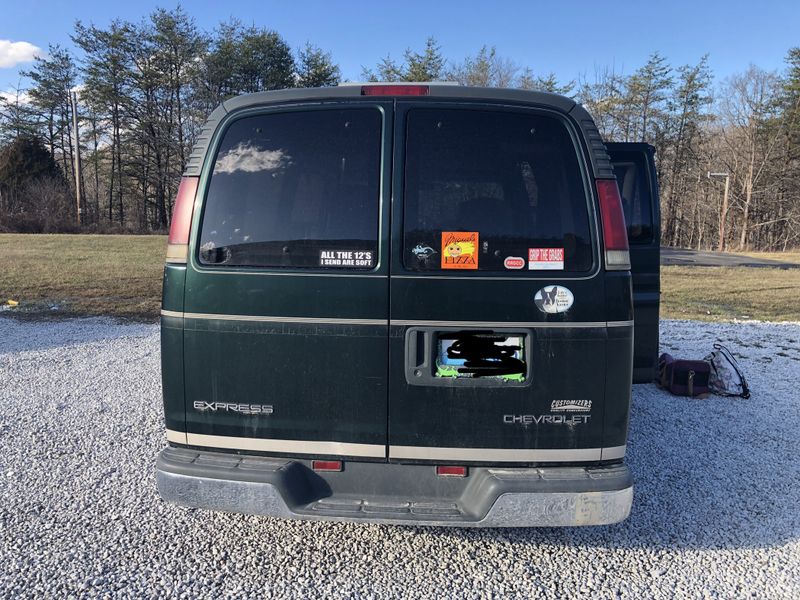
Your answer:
[403,328,531,387]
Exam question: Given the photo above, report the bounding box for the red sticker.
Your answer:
[528,248,565,270]
[503,256,525,270]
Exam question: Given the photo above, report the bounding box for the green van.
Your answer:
[156,84,660,527]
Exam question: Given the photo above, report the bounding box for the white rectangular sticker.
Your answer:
[528,248,564,270]
[319,250,374,268]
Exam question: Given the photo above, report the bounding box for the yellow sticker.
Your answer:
[441,232,478,270]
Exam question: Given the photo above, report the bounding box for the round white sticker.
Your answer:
[534,285,574,314]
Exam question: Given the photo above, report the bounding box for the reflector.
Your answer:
[436,465,468,477]
[312,460,343,472]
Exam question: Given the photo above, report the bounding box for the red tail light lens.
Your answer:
[312,460,343,472]
[436,465,468,477]
[361,85,429,96]
[168,176,199,245]
[166,176,199,263]
[596,179,631,270]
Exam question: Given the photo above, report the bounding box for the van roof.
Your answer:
[184,85,614,180]
[219,84,576,113]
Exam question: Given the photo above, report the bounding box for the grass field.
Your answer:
[660,265,800,321]
[1,233,799,321]
[0,234,166,319]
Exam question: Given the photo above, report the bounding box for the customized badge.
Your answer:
[441,232,478,269]
[534,285,574,314]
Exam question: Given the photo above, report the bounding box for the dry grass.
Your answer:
[661,265,800,322]
[1,234,798,322]
[0,233,166,320]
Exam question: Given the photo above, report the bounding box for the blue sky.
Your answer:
[2,0,799,93]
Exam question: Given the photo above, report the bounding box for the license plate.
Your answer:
[435,332,526,381]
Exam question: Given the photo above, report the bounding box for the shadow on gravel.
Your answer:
[0,316,156,356]
[433,380,800,550]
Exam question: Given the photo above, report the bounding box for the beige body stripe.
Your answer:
[165,429,187,444]
[389,445,604,462]
[166,429,625,463]
[600,445,627,460]
[160,310,633,329]
[166,429,385,458]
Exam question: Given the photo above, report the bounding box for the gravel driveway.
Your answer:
[1,317,798,598]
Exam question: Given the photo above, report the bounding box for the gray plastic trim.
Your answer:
[568,103,615,179]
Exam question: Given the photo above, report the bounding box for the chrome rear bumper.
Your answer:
[157,447,632,527]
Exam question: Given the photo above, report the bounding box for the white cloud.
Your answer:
[215,143,292,175]
[0,90,32,105]
[0,40,42,68]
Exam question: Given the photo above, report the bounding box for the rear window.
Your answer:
[611,152,654,244]
[198,108,382,268]
[403,108,593,272]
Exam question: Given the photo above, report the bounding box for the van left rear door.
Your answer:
[180,103,392,459]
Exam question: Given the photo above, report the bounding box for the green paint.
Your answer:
[435,361,525,381]
[435,362,460,378]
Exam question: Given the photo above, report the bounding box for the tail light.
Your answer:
[596,179,631,270]
[436,465,468,477]
[312,460,343,472]
[166,176,199,264]
[361,84,429,96]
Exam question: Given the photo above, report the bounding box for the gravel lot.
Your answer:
[1,317,798,599]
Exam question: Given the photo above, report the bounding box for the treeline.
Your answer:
[0,7,339,233]
[0,9,798,251]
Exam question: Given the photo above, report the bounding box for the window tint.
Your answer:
[403,109,593,272]
[611,152,654,244]
[199,109,382,268]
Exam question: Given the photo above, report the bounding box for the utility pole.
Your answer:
[708,172,730,252]
[70,90,83,225]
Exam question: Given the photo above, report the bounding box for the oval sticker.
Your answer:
[503,256,525,270]
[534,285,574,314]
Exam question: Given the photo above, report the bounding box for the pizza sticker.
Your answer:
[441,232,478,269]
[528,248,564,270]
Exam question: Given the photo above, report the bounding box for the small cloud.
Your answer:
[0,90,32,105]
[214,142,292,175]
[0,40,42,68]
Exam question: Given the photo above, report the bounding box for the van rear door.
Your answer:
[387,104,619,463]
[181,104,392,458]
[607,143,661,383]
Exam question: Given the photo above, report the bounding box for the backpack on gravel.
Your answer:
[658,353,711,397]
[703,343,751,399]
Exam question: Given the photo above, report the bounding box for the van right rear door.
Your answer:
[387,103,627,464]
[606,143,660,383]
